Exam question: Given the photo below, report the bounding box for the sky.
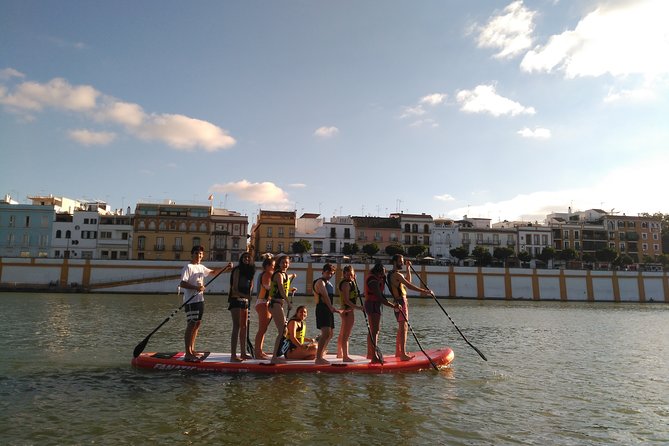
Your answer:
[1,0,668,224]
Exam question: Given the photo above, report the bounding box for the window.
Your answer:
[344,228,350,239]
[189,223,196,231]
[642,243,648,251]
[9,216,15,227]
[56,230,62,238]
[121,232,128,240]
[619,242,625,251]
[65,230,71,239]
[563,230,569,239]
[84,218,89,224]
[265,242,273,251]
[374,232,381,242]
[404,224,410,233]
[7,233,15,246]
[277,243,284,252]
[278,227,284,237]
[533,235,540,245]
[179,222,187,231]
[199,223,207,232]
[574,241,580,250]
[642,233,648,240]
[193,237,201,247]
[574,230,579,240]
[330,241,337,252]
[412,224,418,233]
[564,241,570,249]
[267,227,273,237]
[25,216,30,227]
[159,222,166,230]
[542,235,548,245]
[100,231,112,239]
[330,228,336,238]
[138,236,146,250]
[148,221,156,230]
[138,221,146,230]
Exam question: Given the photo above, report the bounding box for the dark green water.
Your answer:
[1,293,667,445]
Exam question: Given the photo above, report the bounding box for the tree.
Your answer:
[449,247,469,265]
[582,252,596,264]
[537,247,556,266]
[385,243,404,257]
[362,243,379,258]
[493,246,515,267]
[291,239,312,257]
[517,251,532,263]
[471,246,492,266]
[558,248,578,262]
[614,254,634,269]
[342,243,359,256]
[407,245,427,258]
[595,247,618,264]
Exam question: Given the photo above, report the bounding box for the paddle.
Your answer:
[384,275,438,371]
[352,277,384,364]
[274,289,296,358]
[133,267,227,358]
[246,301,255,358]
[409,264,488,361]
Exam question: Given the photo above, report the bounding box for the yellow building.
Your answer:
[133,202,211,260]
[250,210,296,259]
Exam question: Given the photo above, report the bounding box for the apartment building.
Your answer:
[210,208,249,262]
[250,210,296,259]
[351,216,401,255]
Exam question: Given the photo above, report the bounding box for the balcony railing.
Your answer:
[154,245,165,251]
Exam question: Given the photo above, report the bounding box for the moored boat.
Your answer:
[132,347,454,374]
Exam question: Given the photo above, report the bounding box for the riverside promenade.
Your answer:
[1,257,667,302]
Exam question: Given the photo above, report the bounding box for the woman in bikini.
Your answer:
[269,255,296,364]
[253,256,275,359]
[336,265,363,362]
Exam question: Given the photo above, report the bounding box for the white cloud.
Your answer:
[68,129,116,146]
[0,68,25,80]
[446,153,669,222]
[289,183,307,188]
[409,118,438,128]
[400,105,426,119]
[477,0,536,59]
[314,126,339,138]
[0,74,236,151]
[0,77,98,112]
[517,127,551,139]
[521,0,669,78]
[456,84,536,116]
[603,87,656,103]
[419,93,447,106]
[211,180,291,207]
[434,194,455,202]
[135,114,235,151]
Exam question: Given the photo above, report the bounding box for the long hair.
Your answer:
[237,252,256,278]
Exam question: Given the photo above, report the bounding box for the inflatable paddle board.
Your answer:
[132,348,454,374]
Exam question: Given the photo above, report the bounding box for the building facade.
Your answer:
[250,210,296,259]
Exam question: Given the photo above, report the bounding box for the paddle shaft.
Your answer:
[352,278,384,364]
[132,266,227,358]
[384,275,438,370]
[409,265,487,361]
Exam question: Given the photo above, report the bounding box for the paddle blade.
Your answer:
[133,337,149,358]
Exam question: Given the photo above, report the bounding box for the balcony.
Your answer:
[154,245,165,251]
[172,245,183,252]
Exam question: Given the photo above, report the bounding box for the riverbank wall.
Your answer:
[1,257,667,302]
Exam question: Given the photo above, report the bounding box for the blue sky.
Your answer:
[2,0,668,223]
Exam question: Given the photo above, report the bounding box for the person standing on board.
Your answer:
[228,251,255,362]
[364,263,398,363]
[387,254,433,361]
[253,256,275,359]
[268,255,296,364]
[336,265,363,362]
[313,263,342,365]
[179,246,232,362]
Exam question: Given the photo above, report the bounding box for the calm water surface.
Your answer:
[1,292,667,445]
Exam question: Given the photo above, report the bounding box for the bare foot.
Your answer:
[315,358,330,365]
[241,354,252,360]
[399,354,415,361]
[184,354,201,362]
[370,358,383,364]
[271,357,287,364]
[230,356,243,363]
[343,356,354,363]
[256,352,270,359]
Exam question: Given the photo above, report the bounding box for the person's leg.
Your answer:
[368,313,381,361]
[230,307,241,361]
[255,304,271,358]
[316,326,332,364]
[341,312,354,362]
[270,302,287,364]
[240,307,251,359]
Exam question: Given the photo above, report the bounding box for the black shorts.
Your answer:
[316,303,335,329]
[185,301,204,322]
[228,298,249,310]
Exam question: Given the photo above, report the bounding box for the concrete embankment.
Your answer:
[0,257,667,302]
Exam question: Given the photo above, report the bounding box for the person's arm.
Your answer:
[371,276,399,309]
[395,271,432,295]
[230,268,241,298]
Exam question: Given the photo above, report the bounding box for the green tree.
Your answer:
[582,252,596,264]
[342,243,359,256]
[558,248,578,262]
[517,251,532,263]
[362,243,380,258]
[385,243,405,257]
[291,239,312,257]
[449,247,469,265]
[407,245,427,258]
[537,247,556,266]
[493,246,515,267]
[596,247,618,264]
[471,246,492,266]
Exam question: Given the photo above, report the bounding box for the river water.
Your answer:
[1,292,667,445]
